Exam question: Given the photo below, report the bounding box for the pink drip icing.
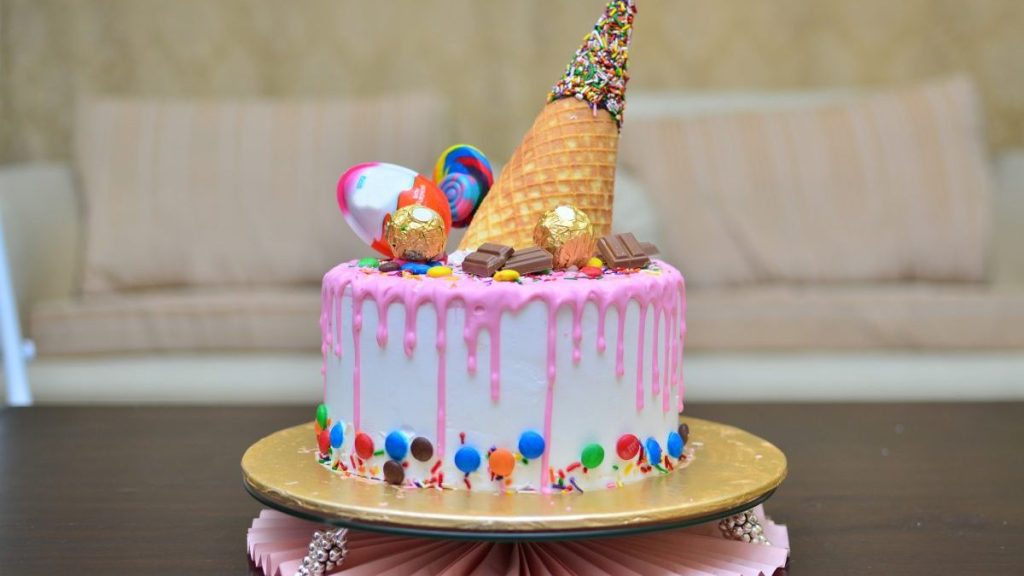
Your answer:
[351,292,363,432]
[540,304,559,495]
[376,299,389,347]
[651,305,661,399]
[319,260,687,478]
[403,291,418,357]
[635,303,647,410]
[571,304,583,364]
[678,283,688,413]
[320,285,328,389]
[436,305,447,460]
[614,302,627,377]
[334,288,342,357]
[489,328,501,403]
[596,302,608,353]
[662,308,672,413]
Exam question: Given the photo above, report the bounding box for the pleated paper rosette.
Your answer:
[247,507,789,576]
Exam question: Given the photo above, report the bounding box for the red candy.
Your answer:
[317,429,331,454]
[355,432,375,459]
[616,434,641,460]
[581,266,603,278]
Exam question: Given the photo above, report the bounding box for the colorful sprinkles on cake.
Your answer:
[548,0,636,126]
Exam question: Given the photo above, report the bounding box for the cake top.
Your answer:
[327,252,679,294]
[548,0,636,126]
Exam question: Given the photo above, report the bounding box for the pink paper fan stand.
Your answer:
[246,505,789,576]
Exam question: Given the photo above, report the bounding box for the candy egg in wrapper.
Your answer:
[533,205,596,269]
[337,162,452,258]
[385,205,448,262]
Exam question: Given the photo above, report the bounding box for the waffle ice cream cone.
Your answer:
[460,98,618,249]
[460,0,635,250]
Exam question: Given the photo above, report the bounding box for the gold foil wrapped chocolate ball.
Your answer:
[533,205,596,269]
[385,205,448,262]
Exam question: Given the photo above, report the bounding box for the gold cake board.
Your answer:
[242,417,786,541]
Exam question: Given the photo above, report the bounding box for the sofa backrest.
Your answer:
[620,76,994,287]
[74,94,448,293]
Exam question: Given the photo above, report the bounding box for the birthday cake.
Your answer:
[313,0,689,494]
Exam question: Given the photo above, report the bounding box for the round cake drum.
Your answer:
[242,417,787,540]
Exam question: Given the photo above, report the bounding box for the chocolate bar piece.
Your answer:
[462,243,514,277]
[502,246,553,275]
[597,233,650,269]
[640,241,660,256]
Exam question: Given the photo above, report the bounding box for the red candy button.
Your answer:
[355,432,375,459]
[616,434,641,460]
[317,429,331,454]
[581,266,603,278]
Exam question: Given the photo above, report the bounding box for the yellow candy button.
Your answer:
[587,257,604,268]
[493,269,521,282]
[427,265,452,278]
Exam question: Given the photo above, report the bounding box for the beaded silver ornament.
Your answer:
[718,510,770,545]
[295,528,348,576]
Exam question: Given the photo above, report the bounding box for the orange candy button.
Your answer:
[489,448,516,477]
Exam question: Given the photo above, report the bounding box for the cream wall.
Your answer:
[2,0,1023,166]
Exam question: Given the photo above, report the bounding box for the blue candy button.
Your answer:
[666,431,683,459]
[401,262,430,275]
[454,445,481,473]
[518,430,546,460]
[645,437,662,466]
[329,422,345,449]
[385,430,409,460]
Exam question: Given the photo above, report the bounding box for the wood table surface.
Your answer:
[1,403,1021,575]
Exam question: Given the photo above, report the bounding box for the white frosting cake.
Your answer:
[315,256,687,493]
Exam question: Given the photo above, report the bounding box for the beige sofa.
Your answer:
[3,80,1023,404]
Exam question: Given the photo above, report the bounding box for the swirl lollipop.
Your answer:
[433,144,493,228]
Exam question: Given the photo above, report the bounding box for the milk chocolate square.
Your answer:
[597,233,650,269]
[502,247,553,275]
[462,243,514,277]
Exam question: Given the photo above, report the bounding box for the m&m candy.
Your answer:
[666,431,684,459]
[518,431,546,460]
[581,443,605,469]
[489,448,516,477]
[329,422,345,449]
[355,432,375,460]
[616,434,641,460]
[315,403,328,428]
[385,430,409,461]
[317,429,331,454]
[401,262,431,275]
[454,445,481,474]
[645,437,662,466]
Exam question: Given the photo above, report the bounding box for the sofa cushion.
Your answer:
[620,77,993,287]
[30,284,1024,355]
[74,94,448,293]
[31,288,321,355]
[686,284,1024,351]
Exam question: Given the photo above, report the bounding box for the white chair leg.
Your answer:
[0,211,33,406]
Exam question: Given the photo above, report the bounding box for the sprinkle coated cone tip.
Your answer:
[460,0,636,250]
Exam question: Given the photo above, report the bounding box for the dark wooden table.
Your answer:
[1,403,1021,574]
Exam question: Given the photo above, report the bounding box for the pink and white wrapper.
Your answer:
[247,507,789,575]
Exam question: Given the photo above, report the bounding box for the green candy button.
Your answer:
[358,257,381,268]
[315,403,328,428]
[581,443,605,469]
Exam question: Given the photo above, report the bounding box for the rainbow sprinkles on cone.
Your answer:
[460,0,636,250]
